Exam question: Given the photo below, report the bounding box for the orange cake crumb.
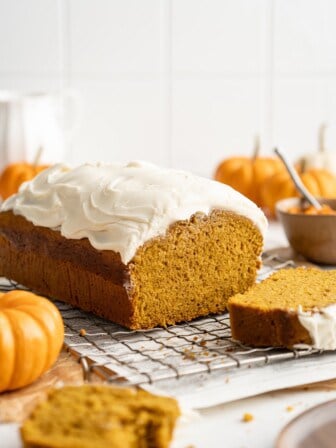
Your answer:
[183,349,196,360]
[242,413,254,423]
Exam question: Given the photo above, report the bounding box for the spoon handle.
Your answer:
[274,148,322,210]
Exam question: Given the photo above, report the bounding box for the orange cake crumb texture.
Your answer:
[228,267,336,348]
[230,268,336,311]
[21,385,180,448]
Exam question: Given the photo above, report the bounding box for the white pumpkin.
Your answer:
[297,124,336,174]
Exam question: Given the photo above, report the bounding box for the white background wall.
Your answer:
[1,0,336,176]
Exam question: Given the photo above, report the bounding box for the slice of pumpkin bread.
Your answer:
[228,267,336,349]
[21,385,180,448]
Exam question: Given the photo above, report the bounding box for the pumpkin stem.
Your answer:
[318,123,327,153]
[300,158,307,174]
[33,146,43,167]
[252,135,260,159]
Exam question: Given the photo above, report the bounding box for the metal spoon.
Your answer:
[274,147,322,210]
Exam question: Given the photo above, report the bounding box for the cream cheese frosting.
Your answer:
[297,304,336,350]
[1,161,268,264]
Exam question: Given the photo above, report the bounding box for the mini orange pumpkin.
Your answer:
[214,137,285,207]
[0,162,49,200]
[0,147,49,200]
[261,168,336,216]
[0,290,64,392]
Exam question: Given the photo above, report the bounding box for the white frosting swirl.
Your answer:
[298,304,336,350]
[1,161,267,264]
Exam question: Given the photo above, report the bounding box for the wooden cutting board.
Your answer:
[0,349,87,423]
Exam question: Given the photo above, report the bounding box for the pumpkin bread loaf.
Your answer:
[21,385,180,448]
[228,267,336,349]
[0,162,267,329]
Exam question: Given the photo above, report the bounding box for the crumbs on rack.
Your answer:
[183,349,196,360]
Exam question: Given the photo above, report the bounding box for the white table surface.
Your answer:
[2,222,335,448]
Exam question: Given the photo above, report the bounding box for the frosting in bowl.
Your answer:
[2,161,268,264]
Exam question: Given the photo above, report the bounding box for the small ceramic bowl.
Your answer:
[276,197,336,265]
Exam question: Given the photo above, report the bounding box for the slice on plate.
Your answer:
[228,267,336,349]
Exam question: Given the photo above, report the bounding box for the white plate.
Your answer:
[277,399,336,448]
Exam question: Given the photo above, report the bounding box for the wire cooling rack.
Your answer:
[0,252,322,387]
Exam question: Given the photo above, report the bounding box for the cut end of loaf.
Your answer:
[128,210,263,329]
